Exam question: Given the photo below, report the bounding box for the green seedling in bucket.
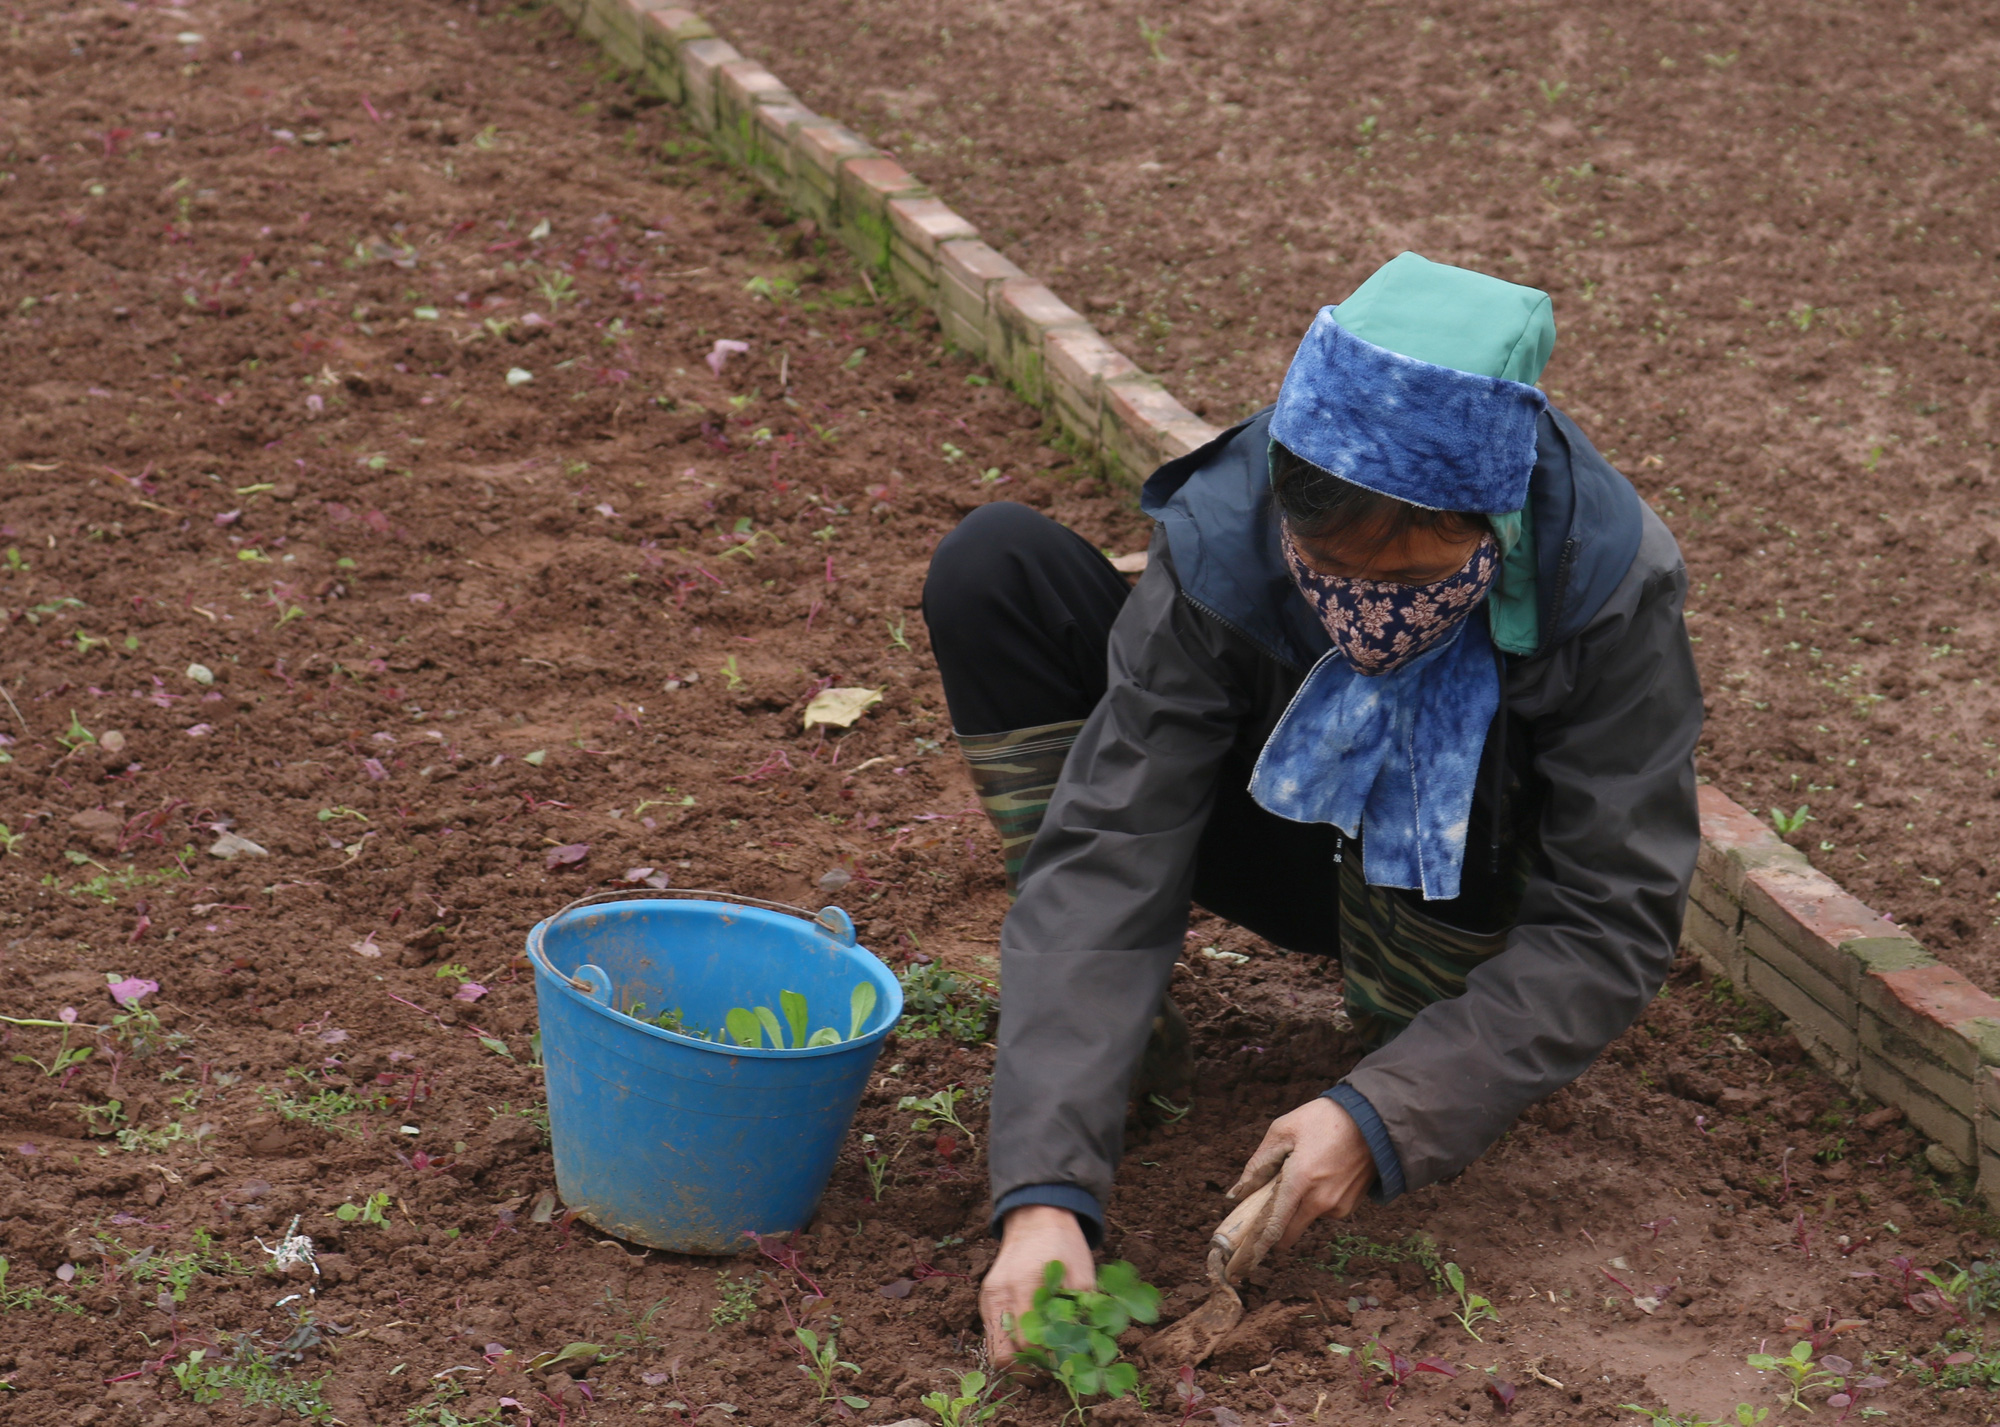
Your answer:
[723,983,877,1050]
[631,983,878,1049]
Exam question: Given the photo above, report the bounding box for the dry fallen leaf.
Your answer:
[802,686,883,730]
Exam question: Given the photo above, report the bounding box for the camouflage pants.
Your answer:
[1336,843,1530,1043]
[957,719,1086,895]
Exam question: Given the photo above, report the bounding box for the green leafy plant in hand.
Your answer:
[1443,1262,1499,1341]
[1012,1260,1160,1424]
[1747,1341,1840,1412]
[922,1369,999,1426]
[898,1085,975,1146]
[793,1325,865,1409]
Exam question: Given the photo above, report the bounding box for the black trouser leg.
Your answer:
[922,502,1343,953]
[921,500,1132,735]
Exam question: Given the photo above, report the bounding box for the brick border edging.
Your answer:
[1687,785,2000,1195]
[551,0,1221,483]
[551,0,2000,1210]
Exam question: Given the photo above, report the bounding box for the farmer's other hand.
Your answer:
[980,1204,1093,1370]
[1227,1096,1376,1258]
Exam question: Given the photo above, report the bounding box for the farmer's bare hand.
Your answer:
[980,1204,1093,1370]
[1227,1096,1376,1261]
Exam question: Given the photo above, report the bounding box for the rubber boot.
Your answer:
[956,718,1084,896]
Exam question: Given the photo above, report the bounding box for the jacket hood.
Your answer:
[1141,404,1646,670]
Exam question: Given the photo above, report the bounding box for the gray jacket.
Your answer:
[988,409,1703,1230]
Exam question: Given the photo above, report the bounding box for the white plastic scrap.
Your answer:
[258,1214,320,1275]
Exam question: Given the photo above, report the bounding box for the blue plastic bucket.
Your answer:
[526,889,902,1254]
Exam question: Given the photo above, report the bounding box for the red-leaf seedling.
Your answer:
[1818,1356,1888,1421]
[1486,1378,1519,1414]
[1172,1366,1242,1427]
[1360,1342,1458,1408]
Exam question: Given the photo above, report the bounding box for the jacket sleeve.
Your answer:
[988,536,1254,1231]
[1342,512,1703,1191]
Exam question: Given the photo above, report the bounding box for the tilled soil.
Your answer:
[702,0,2000,988]
[1,1,1996,1425]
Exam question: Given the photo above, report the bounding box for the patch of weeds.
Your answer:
[923,1369,1001,1426]
[1012,1260,1160,1425]
[0,1257,86,1315]
[895,961,997,1042]
[1623,1407,1769,1427]
[709,1271,757,1328]
[1318,1230,1443,1286]
[94,1229,248,1302]
[44,854,191,905]
[109,999,188,1060]
[260,1080,373,1138]
[1902,1328,2000,1390]
[1354,1342,1458,1409]
[171,1340,334,1419]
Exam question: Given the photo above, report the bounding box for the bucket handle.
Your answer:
[528,888,859,994]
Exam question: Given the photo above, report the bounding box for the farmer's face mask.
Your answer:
[1281,525,1500,676]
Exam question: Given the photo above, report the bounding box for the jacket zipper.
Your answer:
[1176,589,1304,673]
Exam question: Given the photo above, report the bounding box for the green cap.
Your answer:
[1332,251,1555,385]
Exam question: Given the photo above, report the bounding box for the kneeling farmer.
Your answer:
[922,253,1704,1361]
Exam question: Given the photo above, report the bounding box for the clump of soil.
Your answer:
[703,0,2000,989]
[0,1,1994,1425]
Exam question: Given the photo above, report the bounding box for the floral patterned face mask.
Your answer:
[1280,525,1500,677]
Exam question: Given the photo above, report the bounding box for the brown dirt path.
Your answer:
[699,0,2000,988]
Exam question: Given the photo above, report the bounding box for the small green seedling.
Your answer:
[793,1326,864,1408]
[922,1369,998,1427]
[331,1192,392,1228]
[433,962,473,986]
[1012,1260,1160,1425]
[899,1085,975,1146]
[1747,1342,1839,1412]
[0,824,26,856]
[1443,1262,1499,1341]
[1770,805,1813,836]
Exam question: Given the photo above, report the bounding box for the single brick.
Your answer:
[747,100,816,189]
[637,7,714,101]
[793,121,875,197]
[838,156,927,269]
[1738,863,1881,996]
[1980,1148,2000,1208]
[1861,1049,1975,1164]
[1103,376,1204,483]
[1046,324,1140,440]
[888,198,979,268]
[1742,917,1851,1023]
[1862,1010,1977,1116]
[937,240,1028,360]
[1858,963,2000,1078]
[993,278,1090,404]
[1746,957,1857,1073]
[677,37,742,135]
[1969,1018,2000,1070]
[714,59,794,162]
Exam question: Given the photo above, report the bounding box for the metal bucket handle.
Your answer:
[527,887,858,995]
